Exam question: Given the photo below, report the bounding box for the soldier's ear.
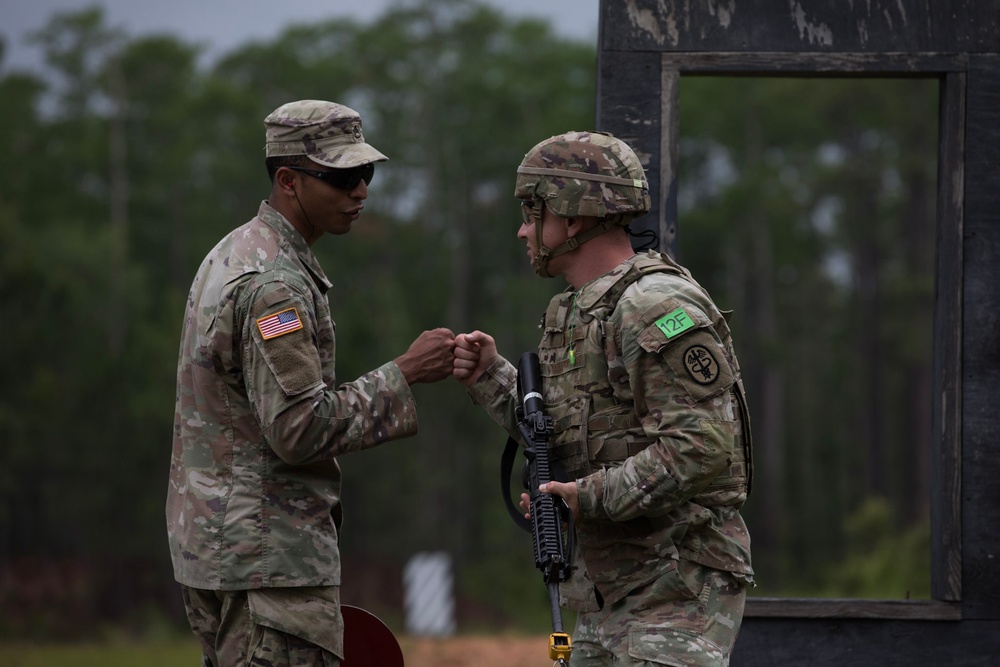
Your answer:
[566,216,593,238]
[276,167,297,193]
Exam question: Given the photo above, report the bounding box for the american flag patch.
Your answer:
[256,307,303,340]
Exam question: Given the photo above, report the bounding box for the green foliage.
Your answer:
[756,498,931,599]
[822,498,931,599]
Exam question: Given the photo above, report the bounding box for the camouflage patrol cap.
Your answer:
[514,131,650,220]
[264,100,388,168]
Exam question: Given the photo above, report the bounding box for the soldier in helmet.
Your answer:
[454,131,754,665]
[166,99,455,667]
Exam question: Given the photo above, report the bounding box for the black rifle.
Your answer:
[500,352,574,666]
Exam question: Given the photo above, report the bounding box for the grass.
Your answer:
[0,636,552,667]
[0,640,202,667]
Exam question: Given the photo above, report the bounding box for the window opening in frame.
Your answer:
[673,76,938,601]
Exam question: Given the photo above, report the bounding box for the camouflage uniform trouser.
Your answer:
[181,585,343,667]
[570,559,746,667]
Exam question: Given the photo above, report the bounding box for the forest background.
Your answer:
[0,0,936,649]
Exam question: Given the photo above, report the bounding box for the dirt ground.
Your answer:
[400,635,554,667]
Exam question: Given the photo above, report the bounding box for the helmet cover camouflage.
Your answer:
[514,131,650,220]
[264,100,388,168]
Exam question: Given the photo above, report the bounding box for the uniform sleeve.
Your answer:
[466,355,520,436]
[243,281,418,465]
[577,295,738,523]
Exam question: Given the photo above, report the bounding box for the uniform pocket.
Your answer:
[546,396,591,480]
[628,626,727,666]
[246,587,344,660]
[635,302,734,406]
[628,562,744,666]
[646,559,702,608]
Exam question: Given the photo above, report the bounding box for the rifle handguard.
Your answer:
[498,353,576,665]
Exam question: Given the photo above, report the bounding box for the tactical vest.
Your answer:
[537,252,753,506]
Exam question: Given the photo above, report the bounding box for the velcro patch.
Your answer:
[256,307,303,340]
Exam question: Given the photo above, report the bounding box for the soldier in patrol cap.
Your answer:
[166,99,456,666]
[454,131,754,666]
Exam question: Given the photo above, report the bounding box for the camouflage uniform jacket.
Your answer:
[166,201,418,590]
[469,251,753,610]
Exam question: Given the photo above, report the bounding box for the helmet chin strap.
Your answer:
[530,213,624,278]
[530,246,554,278]
[530,217,555,277]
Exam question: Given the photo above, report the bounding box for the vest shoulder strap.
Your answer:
[600,252,688,310]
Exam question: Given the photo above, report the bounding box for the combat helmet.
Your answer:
[515,131,650,277]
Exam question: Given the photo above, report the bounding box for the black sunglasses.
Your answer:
[287,163,375,190]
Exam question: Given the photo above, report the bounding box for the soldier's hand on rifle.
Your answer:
[520,482,581,522]
[453,331,498,386]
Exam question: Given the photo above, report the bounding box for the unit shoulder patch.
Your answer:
[660,329,735,404]
[682,343,721,385]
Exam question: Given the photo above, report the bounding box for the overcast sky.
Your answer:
[1,0,600,72]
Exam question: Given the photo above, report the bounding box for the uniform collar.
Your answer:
[257,201,333,293]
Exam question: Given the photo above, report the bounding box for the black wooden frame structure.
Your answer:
[595,1,998,664]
